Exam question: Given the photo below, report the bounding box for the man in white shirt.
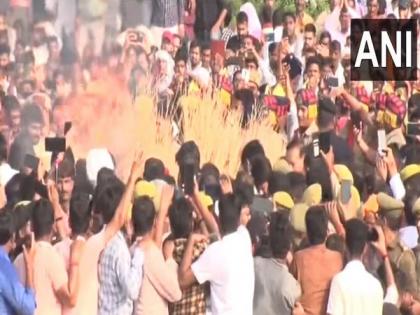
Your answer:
[330,7,351,51]
[179,193,254,315]
[327,219,384,315]
[187,40,211,89]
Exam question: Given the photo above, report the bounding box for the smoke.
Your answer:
[62,75,177,181]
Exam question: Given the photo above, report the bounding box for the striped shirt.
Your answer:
[151,0,184,28]
[98,232,144,315]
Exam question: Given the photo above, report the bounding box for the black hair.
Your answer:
[189,40,201,52]
[201,42,211,52]
[32,199,54,240]
[269,211,293,258]
[305,205,328,245]
[57,158,75,179]
[237,11,249,24]
[241,140,265,170]
[272,8,283,28]
[5,174,24,207]
[234,174,255,206]
[219,193,241,235]
[283,11,296,22]
[286,137,305,155]
[0,133,7,162]
[169,197,194,239]
[21,103,44,127]
[326,233,346,256]
[93,179,125,224]
[250,154,272,188]
[0,211,14,245]
[305,154,333,201]
[304,23,316,34]
[261,5,273,24]
[175,48,188,64]
[2,95,20,116]
[175,141,200,169]
[345,218,368,257]
[321,56,333,69]
[96,168,117,190]
[330,40,341,53]
[305,56,321,73]
[320,31,331,42]
[69,193,92,235]
[144,158,165,181]
[132,196,156,236]
[287,172,307,201]
[317,107,335,130]
[268,42,277,56]
[268,171,291,195]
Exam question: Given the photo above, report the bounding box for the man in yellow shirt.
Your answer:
[295,0,314,34]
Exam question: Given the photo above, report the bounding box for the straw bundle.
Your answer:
[180,94,287,177]
[63,75,287,180]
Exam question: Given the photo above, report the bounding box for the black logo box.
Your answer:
[350,19,417,81]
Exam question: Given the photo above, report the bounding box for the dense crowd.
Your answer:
[0,0,419,315]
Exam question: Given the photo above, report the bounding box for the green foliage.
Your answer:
[228,0,330,24]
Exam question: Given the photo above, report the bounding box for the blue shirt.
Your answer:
[0,247,36,315]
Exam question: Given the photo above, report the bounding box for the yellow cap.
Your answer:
[400,164,420,182]
[134,180,157,199]
[199,191,213,208]
[249,69,262,87]
[348,186,361,219]
[302,183,322,206]
[334,164,354,183]
[273,157,292,174]
[290,203,309,233]
[363,194,379,215]
[273,191,294,210]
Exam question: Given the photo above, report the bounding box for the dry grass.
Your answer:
[62,76,287,180]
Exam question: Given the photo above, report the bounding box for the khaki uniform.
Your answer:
[378,193,418,294]
[388,237,418,295]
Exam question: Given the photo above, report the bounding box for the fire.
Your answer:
[61,75,286,180]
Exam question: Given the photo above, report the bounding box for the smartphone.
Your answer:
[319,131,331,153]
[407,122,420,136]
[265,32,274,42]
[326,77,339,87]
[274,27,283,42]
[24,154,39,171]
[45,137,66,152]
[183,163,195,195]
[350,111,362,128]
[340,179,352,204]
[377,129,387,156]
[64,121,72,136]
[313,138,320,158]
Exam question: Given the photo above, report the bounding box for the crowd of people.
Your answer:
[0,0,419,315]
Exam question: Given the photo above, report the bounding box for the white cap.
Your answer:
[86,148,115,188]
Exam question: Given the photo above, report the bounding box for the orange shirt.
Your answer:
[291,244,343,315]
[296,12,314,34]
[57,230,107,315]
[14,241,68,315]
[134,242,181,315]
